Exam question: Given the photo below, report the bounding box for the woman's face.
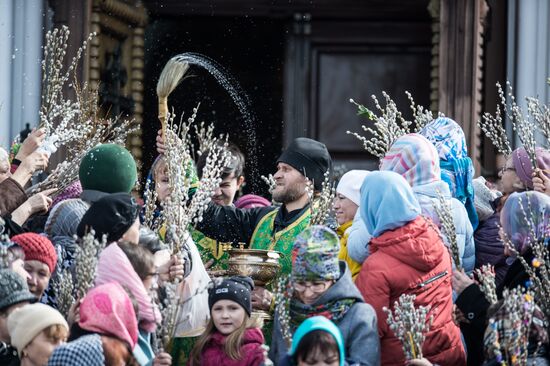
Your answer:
[211,299,246,335]
[498,157,524,194]
[24,260,51,299]
[294,280,334,305]
[333,193,358,226]
[22,329,66,366]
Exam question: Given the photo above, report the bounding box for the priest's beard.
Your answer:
[272,181,307,205]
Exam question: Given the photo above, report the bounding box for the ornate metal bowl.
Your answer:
[226,249,282,286]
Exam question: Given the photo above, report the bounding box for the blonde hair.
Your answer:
[43,324,69,343]
[190,313,263,365]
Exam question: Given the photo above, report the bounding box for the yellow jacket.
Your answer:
[337,221,362,280]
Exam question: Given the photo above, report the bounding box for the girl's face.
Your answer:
[297,349,339,366]
[24,260,51,299]
[22,329,66,366]
[155,170,171,203]
[333,193,358,225]
[211,299,246,335]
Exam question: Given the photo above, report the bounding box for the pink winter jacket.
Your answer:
[199,328,265,366]
[356,217,466,366]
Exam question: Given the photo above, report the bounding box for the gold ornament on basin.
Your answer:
[225,247,282,286]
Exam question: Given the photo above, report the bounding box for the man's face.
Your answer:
[212,173,244,206]
[272,163,308,204]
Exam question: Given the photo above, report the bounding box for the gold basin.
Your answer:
[226,249,282,286]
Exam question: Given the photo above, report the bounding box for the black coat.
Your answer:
[0,342,19,366]
[195,202,309,245]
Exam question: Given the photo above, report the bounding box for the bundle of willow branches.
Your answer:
[309,171,336,226]
[347,91,440,158]
[383,293,433,361]
[54,231,107,318]
[474,265,498,305]
[433,190,462,271]
[162,106,232,256]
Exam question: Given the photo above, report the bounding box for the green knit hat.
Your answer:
[79,144,137,193]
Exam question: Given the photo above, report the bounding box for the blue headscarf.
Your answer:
[360,171,421,238]
[290,316,345,366]
[420,117,479,230]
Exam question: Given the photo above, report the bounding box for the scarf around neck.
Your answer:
[289,297,356,330]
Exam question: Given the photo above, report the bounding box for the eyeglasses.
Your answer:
[293,281,331,293]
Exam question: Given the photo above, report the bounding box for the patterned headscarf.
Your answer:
[500,191,550,255]
[47,334,105,366]
[420,117,478,229]
[292,226,341,282]
[79,283,138,349]
[380,133,440,187]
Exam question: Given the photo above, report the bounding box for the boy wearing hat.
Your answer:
[195,137,332,311]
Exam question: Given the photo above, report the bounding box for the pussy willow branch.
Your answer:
[383,294,433,360]
[309,171,335,226]
[347,92,439,158]
[273,275,293,349]
[433,190,462,271]
[474,265,498,305]
[162,106,232,257]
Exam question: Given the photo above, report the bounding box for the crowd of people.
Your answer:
[1,115,550,366]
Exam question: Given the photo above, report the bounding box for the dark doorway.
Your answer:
[142,1,432,193]
[143,16,286,195]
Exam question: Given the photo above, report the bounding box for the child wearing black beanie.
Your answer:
[190,276,267,366]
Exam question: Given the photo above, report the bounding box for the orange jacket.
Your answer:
[355,217,465,366]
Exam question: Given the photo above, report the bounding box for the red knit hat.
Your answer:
[11,233,57,273]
